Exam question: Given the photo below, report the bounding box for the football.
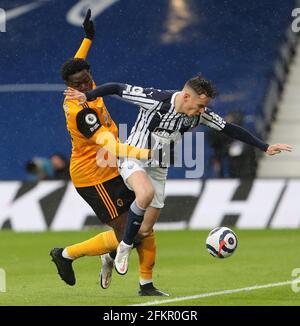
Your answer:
[206,227,238,258]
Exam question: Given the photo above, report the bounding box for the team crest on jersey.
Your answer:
[85,113,97,125]
[183,116,193,126]
[116,198,124,207]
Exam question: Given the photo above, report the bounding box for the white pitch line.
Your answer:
[130,280,298,306]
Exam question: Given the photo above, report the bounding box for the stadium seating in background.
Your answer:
[0,0,295,180]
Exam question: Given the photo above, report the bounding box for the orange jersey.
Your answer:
[62,38,149,187]
[63,95,120,187]
[61,38,119,187]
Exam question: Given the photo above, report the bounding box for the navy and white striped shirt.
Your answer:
[86,82,268,152]
[120,84,226,149]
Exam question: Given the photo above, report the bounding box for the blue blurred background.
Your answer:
[0,0,295,180]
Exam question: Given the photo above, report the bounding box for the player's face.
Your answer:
[182,93,210,116]
[67,69,93,92]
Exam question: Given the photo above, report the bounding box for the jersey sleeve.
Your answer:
[222,123,269,152]
[74,38,92,59]
[120,84,172,110]
[76,107,102,139]
[199,108,226,131]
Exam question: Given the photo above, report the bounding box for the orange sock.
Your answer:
[136,231,156,282]
[66,230,118,259]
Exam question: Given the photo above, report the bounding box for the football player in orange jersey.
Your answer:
[50,10,168,296]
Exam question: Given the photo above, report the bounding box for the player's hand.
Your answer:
[83,9,95,40]
[64,87,87,104]
[266,143,292,155]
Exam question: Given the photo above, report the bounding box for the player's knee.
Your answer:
[135,186,155,208]
[138,230,152,238]
[138,225,153,238]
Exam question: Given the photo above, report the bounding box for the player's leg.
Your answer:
[50,176,134,286]
[60,179,131,258]
[62,213,126,260]
[50,228,121,286]
[98,213,127,289]
[136,167,169,295]
[115,160,154,275]
[136,207,168,296]
[99,164,167,293]
[122,170,154,245]
[99,208,167,294]
[103,166,168,294]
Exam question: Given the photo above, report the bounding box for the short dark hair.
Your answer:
[185,75,217,98]
[61,58,91,81]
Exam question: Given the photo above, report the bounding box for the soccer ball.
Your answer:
[206,227,238,258]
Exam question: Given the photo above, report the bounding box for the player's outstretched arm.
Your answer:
[97,132,171,166]
[96,131,150,160]
[64,83,124,103]
[222,123,292,155]
[74,9,95,59]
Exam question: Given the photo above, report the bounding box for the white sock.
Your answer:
[140,279,152,286]
[104,253,114,262]
[120,240,133,248]
[62,248,73,260]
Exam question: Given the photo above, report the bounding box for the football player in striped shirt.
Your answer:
[65,77,292,286]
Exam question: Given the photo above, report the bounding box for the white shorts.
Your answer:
[119,159,168,209]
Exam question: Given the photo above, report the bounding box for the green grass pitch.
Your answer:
[0,229,299,306]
